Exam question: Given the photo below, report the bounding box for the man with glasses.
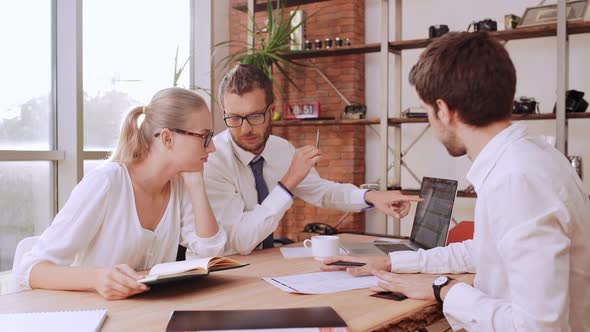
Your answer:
[203,64,420,255]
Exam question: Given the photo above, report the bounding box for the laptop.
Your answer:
[342,177,458,256]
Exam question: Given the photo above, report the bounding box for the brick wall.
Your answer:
[229,0,366,241]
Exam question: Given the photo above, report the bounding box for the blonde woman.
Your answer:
[12,88,224,300]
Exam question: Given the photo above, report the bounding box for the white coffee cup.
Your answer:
[303,235,340,260]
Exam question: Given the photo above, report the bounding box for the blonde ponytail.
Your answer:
[110,87,208,164]
[110,106,150,163]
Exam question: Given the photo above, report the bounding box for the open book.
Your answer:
[138,256,248,285]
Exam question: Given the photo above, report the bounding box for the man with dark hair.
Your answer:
[322,32,590,331]
[203,63,421,255]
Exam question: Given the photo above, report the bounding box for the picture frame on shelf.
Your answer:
[519,0,588,28]
[284,101,320,119]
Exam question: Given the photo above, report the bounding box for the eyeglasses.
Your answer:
[154,128,214,148]
[223,104,271,128]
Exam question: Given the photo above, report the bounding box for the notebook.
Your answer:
[166,307,349,331]
[0,309,107,332]
[138,256,248,285]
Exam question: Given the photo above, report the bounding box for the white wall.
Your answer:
[364,0,590,235]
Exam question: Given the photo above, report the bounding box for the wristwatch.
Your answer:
[432,276,454,303]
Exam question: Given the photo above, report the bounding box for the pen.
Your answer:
[315,128,320,166]
[316,128,320,149]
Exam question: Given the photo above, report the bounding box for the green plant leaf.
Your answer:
[214,0,310,92]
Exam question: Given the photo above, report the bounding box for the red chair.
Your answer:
[446,221,474,245]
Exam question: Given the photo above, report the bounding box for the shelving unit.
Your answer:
[388,112,590,124]
[389,20,590,52]
[241,0,588,236]
[383,1,590,236]
[272,118,380,127]
[282,43,381,60]
[233,0,332,13]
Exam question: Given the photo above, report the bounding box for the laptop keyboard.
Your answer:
[374,243,414,253]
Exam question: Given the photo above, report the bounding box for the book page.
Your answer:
[149,257,213,276]
[207,256,243,270]
[263,271,378,294]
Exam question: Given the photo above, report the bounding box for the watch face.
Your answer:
[433,276,449,286]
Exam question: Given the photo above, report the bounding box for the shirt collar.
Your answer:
[466,122,528,193]
[229,130,271,166]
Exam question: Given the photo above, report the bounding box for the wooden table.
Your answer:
[0,234,472,331]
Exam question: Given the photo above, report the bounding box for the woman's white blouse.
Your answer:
[12,162,226,292]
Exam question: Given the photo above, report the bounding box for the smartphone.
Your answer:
[327,261,366,267]
[370,291,407,301]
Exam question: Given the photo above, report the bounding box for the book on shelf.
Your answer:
[138,256,248,286]
[166,307,350,332]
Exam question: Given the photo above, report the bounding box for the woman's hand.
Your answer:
[94,264,149,300]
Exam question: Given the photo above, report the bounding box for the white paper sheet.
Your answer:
[0,309,107,332]
[263,271,378,294]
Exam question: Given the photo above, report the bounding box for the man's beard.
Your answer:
[232,123,272,155]
[442,131,466,157]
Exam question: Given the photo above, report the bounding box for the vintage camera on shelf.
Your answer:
[473,18,497,32]
[513,96,539,114]
[553,90,589,113]
[402,106,428,118]
[341,104,367,120]
[428,24,449,38]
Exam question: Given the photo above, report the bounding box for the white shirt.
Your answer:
[390,123,590,331]
[204,129,370,255]
[12,162,226,292]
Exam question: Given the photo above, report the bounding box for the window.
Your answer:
[83,0,191,151]
[0,1,53,272]
[0,163,52,271]
[0,0,197,281]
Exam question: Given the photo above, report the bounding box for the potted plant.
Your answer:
[216,0,308,95]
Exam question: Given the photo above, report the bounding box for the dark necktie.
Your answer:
[250,156,274,249]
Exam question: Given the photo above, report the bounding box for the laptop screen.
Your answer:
[410,177,458,249]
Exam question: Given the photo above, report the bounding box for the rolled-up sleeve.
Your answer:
[389,240,476,274]
[179,182,227,258]
[11,173,110,292]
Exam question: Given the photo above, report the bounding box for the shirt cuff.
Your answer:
[443,282,478,331]
[351,189,373,211]
[389,250,423,273]
[277,181,294,199]
[16,260,39,292]
[193,227,227,257]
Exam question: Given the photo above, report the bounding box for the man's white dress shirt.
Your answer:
[204,129,371,255]
[12,162,226,292]
[390,123,590,331]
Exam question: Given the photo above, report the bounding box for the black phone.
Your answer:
[370,291,408,301]
[327,261,366,267]
[303,223,338,235]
